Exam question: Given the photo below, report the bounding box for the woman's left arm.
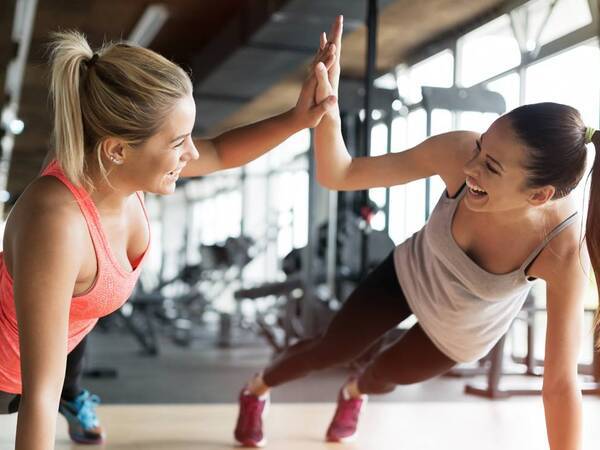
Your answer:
[541,245,585,450]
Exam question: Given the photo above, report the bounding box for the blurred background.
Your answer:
[0,0,599,405]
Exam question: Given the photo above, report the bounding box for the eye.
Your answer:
[486,163,499,175]
[173,139,185,149]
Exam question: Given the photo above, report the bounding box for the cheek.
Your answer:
[148,150,179,173]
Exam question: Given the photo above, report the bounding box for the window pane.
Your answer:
[458,14,521,87]
[431,109,453,135]
[396,50,454,104]
[523,0,592,49]
[525,39,600,125]
[388,110,428,244]
[486,72,520,112]
[457,112,499,132]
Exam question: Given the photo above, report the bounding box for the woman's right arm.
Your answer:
[313,16,478,192]
[315,110,479,191]
[11,198,84,450]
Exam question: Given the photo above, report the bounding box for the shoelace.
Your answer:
[73,391,101,429]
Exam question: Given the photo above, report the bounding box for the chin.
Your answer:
[157,185,177,196]
[464,190,488,211]
[145,180,177,196]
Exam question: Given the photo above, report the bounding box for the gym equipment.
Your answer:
[234,200,395,354]
[118,236,256,355]
[447,290,600,397]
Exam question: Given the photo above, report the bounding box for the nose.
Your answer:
[463,152,480,177]
[182,139,200,162]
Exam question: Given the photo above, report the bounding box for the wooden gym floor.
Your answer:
[1,399,600,449]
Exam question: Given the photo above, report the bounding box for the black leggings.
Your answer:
[263,252,457,394]
[0,336,87,413]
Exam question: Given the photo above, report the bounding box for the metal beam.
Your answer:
[0,0,37,214]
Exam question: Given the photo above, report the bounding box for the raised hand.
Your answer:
[321,15,343,94]
[291,24,340,129]
[314,62,335,107]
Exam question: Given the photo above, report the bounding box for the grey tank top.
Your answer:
[394,184,577,363]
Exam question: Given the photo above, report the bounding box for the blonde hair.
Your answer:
[48,30,192,189]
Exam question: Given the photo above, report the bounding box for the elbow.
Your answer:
[316,170,342,190]
[315,160,354,191]
[542,377,579,402]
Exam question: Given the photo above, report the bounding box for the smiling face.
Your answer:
[462,115,554,213]
[118,94,199,195]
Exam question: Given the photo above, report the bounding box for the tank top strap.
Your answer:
[40,160,105,246]
[519,211,579,272]
[447,182,467,201]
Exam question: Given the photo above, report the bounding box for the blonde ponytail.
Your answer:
[47,31,192,189]
[48,31,94,187]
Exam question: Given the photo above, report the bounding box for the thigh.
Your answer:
[368,323,456,385]
[0,391,19,414]
[318,251,413,352]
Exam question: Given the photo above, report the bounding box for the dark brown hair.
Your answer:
[507,102,599,344]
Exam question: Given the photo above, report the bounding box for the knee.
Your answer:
[368,355,422,387]
[306,337,354,371]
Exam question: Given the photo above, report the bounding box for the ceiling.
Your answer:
[1,0,515,195]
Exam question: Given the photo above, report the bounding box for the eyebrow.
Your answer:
[480,133,505,172]
[169,133,190,144]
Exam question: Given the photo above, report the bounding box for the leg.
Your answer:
[0,391,20,414]
[58,337,105,445]
[325,323,456,442]
[262,251,412,387]
[0,338,89,415]
[357,323,456,395]
[235,252,412,447]
[62,336,87,401]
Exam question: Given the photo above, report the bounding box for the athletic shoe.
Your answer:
[59,389,105,444]
[325,384,367,443]
[234,388,270,447]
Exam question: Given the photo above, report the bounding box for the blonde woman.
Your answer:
[0,29,337,449]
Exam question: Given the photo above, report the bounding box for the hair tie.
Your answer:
[87,53,99,67]
[585,127,596,145]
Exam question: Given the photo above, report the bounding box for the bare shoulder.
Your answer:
[425,130,479,197]
[528,212,584,284]
[4,176,88,268]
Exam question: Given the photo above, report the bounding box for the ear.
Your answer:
[528,185,555,206]
[99,137,127,165]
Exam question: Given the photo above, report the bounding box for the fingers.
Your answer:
[320,32,327,50]
[314,62,333,104]
[328,15,343,63]
[308,42,336,78]
[315,62,332,90]
[310,95,338,125]
[323,52,335,71]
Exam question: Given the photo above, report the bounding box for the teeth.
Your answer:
[466,179,487,194]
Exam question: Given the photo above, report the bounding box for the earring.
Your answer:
[111,157,122,165]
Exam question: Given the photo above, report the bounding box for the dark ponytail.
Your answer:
[585,130,600,346]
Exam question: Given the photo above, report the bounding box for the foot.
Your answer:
[325,383,367,443]
[58,389,105,444]
[234,388,270,447]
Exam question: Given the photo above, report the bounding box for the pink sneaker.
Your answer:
[234,388,270,448]
[325,386,367,443]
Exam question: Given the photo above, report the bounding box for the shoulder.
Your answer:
[529,211,584,286]
[422,130,479,197]
[5,176,88,262]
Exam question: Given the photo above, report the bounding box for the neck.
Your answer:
[476,201,556,229]
[84,156,135,214]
